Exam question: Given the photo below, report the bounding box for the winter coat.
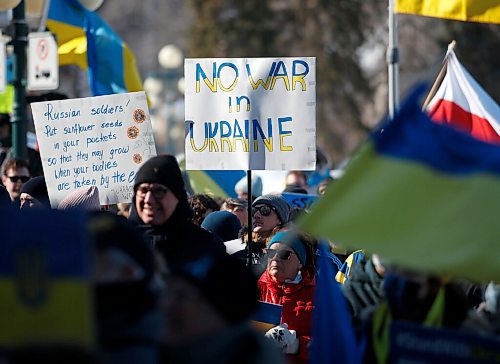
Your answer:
[257,269,316,363]
[131,200,227,266]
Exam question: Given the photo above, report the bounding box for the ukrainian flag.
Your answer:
[250,301,282,332]
[0,210,94,348]
[188,170,246,198]
[178,158,246,197]
[46,0,143,95]
[300,85,500,283]
[396,0,500,24]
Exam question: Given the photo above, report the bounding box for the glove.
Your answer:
[264,323,299,354]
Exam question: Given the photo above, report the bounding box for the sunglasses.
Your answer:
[136,185,169,200]
[266,249,295,260]
[7,175,30,183]
[252,205,275,217]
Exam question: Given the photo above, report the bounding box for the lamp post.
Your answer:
[11,0,28,159]
[158,44,183,156]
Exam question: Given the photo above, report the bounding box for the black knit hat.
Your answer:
[134,155,187,202]
[20,176,50,208]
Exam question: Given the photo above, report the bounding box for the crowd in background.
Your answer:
[1,153,500,364]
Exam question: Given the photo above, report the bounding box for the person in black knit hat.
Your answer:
[130,155,226,267]
[19,176,51,209]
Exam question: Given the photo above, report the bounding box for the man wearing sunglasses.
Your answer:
[252,194,291,234]
[132,155,225,261]
[1,158,31,207]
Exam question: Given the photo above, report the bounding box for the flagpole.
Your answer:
[246,169,253,266]
[387,0,399,119]
[422,40,456,110]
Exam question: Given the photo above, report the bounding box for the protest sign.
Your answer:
[31,91,156,207]
[185,57,316,170]
[391,320,500,363]
[282,192,318,211]
[0,210,93,348]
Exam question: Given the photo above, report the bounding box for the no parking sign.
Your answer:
[28,32,58,91]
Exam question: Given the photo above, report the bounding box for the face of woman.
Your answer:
[266,242,302,283]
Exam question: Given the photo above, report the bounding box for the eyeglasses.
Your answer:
[252,205,274,217]
[136,185,169,200]
[7,175,30,183]
[266,249,295,260]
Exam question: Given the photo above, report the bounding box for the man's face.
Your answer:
[285,172,307,189]
[252,204,281,233]
[135,183,179,226]
[2,167,30,200]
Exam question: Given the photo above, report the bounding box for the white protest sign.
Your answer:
[185,57,316,170]
[31,91,157,207]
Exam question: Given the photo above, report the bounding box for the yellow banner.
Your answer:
[396,0,500,24]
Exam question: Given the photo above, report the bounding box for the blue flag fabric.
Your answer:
[300,84,500,283]
[310,243,364,364]
[47,0,143,96]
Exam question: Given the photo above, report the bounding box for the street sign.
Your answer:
[0,38,6,93]
[27,32,58,91]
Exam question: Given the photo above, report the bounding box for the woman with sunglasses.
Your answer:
[257,231,316,363]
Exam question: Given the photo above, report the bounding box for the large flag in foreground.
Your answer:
[310,243,364,364]
[396,0,500,24]
[46,0,143,95]
[300,85,500,283]
[426,48,500,144]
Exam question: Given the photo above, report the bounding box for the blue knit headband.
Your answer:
[267,231,307,265]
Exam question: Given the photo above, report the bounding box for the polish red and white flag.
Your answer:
[426,48,500,144]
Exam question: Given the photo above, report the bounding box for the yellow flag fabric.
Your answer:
[299,86,500,284]
[396,0,500,24]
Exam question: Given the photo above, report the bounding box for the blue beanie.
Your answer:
[267,231,307,265]
[201,211,242,242]
[234,175,263,198]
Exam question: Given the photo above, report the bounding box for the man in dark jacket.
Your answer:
[131,155,226,264]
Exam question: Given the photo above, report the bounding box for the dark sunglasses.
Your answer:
[7,175,30,183]
[266,249,295,260]
[252,205,275,217]
[136,185,169,200]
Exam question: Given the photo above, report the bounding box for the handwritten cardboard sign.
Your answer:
[185,57,316,170]
[31,91,156,207]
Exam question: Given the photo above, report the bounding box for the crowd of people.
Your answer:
[2,153,500,363]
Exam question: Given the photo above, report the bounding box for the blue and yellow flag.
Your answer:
[0,210,94,348]
[46,0,143,95]
[250,301,282,332]
[396,0,500,24]
[300,85,500,283]
[310,243,364,364]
